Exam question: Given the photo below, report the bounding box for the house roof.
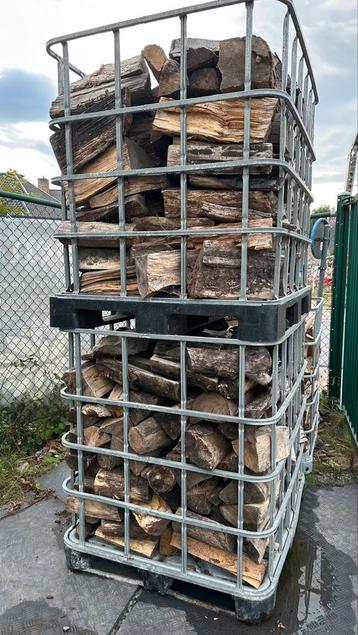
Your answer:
[0,172,62,219]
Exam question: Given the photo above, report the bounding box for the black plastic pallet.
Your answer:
[50,287,311,342]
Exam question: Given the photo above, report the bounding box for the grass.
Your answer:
[0,389,68,508]
[306,391,358,486]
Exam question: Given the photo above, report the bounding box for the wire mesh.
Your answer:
[0,214,68,403]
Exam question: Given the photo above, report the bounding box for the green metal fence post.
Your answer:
[328,192,351,398]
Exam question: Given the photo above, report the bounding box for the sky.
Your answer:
[0,0,356,208]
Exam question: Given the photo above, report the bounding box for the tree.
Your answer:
[0,170,26,217]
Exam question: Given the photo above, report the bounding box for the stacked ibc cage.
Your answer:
[48,0,318,622]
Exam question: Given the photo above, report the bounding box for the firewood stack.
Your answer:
[62,323,296,588]
[51,36,293,300]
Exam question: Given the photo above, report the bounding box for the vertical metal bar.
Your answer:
[74,332,85,544]
[240,1,253,301]
[268,344,278,578]
[180,339,187,573]
[62,42,80,294]
[236,343,246,590]
[121,335,130,556]
[114,29,127,297]
[180,15,188,299]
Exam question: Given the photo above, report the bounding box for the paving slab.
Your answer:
[0,497,138,635]
[39,461,68,504]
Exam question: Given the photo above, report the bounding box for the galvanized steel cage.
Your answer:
[47,0,318,306]
[303,296,322,473]
[47,0,317,619]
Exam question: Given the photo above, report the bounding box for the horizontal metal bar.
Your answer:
[46,0,318,104]
[55,226,311,244]
[64,442,304,540]
[52,158,313,200]
[49,87,315,158]
[0,189,61,208]
[62,363,306,426]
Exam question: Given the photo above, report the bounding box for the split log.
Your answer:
[187,344,271,383]
[100,518,149,540]
[232,426,290,473]
[219,477,270,505]
[63,363,114,397]
[94,467,150,502]
[135,250,198,298]
[95,527,158,557]
[188,243,276,299]
[189,392,237,422]
[50,56,152,118]
[98,416,123,436]
[186,422,229,470]
[158,59,181,97]
[159,526,178,556]
[82,402,112,418]
[219,449,238,472]
[67,496,121,522]
[220,498,270,532]
[91,334,148,358]
[95,357,180,401]
[83,425,111,448]
[132,494,172,535]
[173,508,236,552]
[143,443,181,495]
[88,174,169,208]
[68,406,99,428]
[218,36,278,93]
[189,67,220,96]
[57,221,133,250]
[170,532,266,588]
[147,355,219,393]
[97,454,123,469]
[167,141,273,175]
[78,248,120,272]
[187,477,222,515]
[107,384,124,418]
[152,97,278,144]
[142,44,168,81]
[189,174,282,191]
[162,188,277,220]
[73,137,155,205]
[128,417,172,455]
[80,269,138,295]
[169,38,219,72]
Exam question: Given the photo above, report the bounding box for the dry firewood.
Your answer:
[63,363,114,398]
[219,477,270,505]
[147,355,219,393]
[73,137,156,206]
[173,508,236,552]
[162,188,277,220]
[142,44,168,80]
[68,406,99,428]
[91,334,148,358]
[133,494,172,535]
[127,113,167,167]
[98,415,122,437]
[188,243,275,299]
[189,67,220,96]
[169,38,219,72]
[189,174,282,191]
[186,422,229,470]
[100,518,149,540]
[218,36,278,93]
[244,537,269,565]
[189,392,237,423]
[65,450,94,472]
[88,174,169,208]
[158,59,181,97]
[159,526,178,556]
[220,498,270,531]
[97,454,123,469]
[57,221,134,250]
[218,449,239,472]
[94,467,150,502]
[95,357,181,401]
[95,527,158,557]
[81,403,112,418]
[187,344,271,384]
[82,425,111,448]
[152,97,277,144]
[78,248,120,272]
[217,378,256,401]
[167,141,273,175]
[79,269,138,295]
[128,417,172,455]
[232,426,290,473]
[50,56,152,118]
[187,477,222,515]
[170,532,266,588]
[245,388,273,419]
[67,496,122,522]
[134,250,199,298]
[146,464,177,495]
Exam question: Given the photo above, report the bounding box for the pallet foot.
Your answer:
[64,545,92,572]
[233,592,276,623]
[141,571,173,595]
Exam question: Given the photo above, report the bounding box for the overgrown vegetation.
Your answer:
[307,391,358,486]
[0,389,68,507]
[0,169,26,216]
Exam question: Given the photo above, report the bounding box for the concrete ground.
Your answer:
[0,463,357,635]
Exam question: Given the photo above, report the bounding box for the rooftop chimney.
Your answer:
[38,177,49,194]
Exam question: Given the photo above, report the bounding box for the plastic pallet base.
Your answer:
[50,287,311,341]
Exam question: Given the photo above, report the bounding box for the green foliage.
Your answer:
[311,203,335,215]
[0,169,26,217]
[0,389,68,455]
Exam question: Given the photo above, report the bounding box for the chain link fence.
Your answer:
[0,214,68,403]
